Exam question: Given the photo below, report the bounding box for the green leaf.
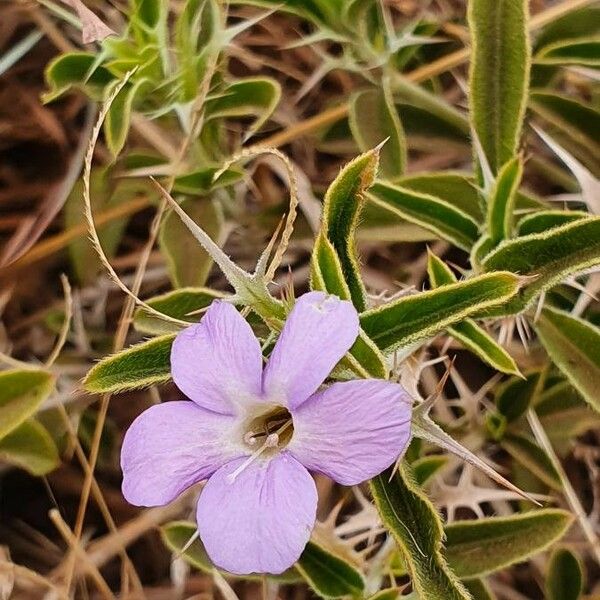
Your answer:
[160,520,301,583]
[495,372,539,423]
[412,455,448,486]
[173,166,244,195]
[468,0,530,173]
[319,149,379,311]
[487,157,523,245]
[0,419,60,476]
[534,7,600,51]
[43,52,115,102]
[535,36,600,66]
[297,541,365,599]
[105,78,151,157]
[545,548,584,600]
[83,335,175,393]
[159,198,223,288]
[360,272,520,352]
[134,287,226,334]
[371,465,470,600]
[0,370,55,440]
[368,182,479,251]
[481,217,600,313]
[534,306,600,413]
[427,252,520,376]
[205,77,281,138]
[516,210,588,236]
[529,92,600,171]
[444,510,573,579]
[501,432,562,490]
[349,84,406,181]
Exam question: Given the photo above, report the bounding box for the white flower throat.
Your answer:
[228,405,294,482]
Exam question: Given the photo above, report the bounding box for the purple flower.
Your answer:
[121,291,411,575]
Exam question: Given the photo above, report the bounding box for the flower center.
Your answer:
[243,405,294,451]
[228,406,294,483]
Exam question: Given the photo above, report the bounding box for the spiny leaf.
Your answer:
[0,419,60,476]
[349,83,406,181]
[545,548,584,600]
[83,335,175,394]
[444,510,573,578]
[468,0,530,173]
[0,370,55,441]
[360,272,520,352]
[534,306,600,413]
[481,217,600,313]
[368,182,480,251]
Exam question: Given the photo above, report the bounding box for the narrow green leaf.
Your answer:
[349,83,406,181]
[371,465,470,600]
[444,510,573,579]
[368,182,480,251]
[105,78,150,157]
[0,419,60,476]
[159,198,223,288]
[160,521,301,583]
[545,548,584,600]
[43,52,115,102]
[412,455,448,486]
[501,433,562,490]
[427,252,520,375]
[534,306,600,413]
[468,0,530,172]
[530,92,600,171]
[481,217,600,312]
[516,210,588,236]
[495,372,539,423]
[83,335,175,393]
[320,149,379,311]
[487,157,523,245]
[205,77,281,138]
[0,370,55,440]
[297,541,365,599]
[173,166,244,195]
[536,36,600,66]
[361,272,520,352]
[134,288,226,335]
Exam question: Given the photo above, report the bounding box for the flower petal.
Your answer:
[121,401,241,507]
[262,292,359,408]
[197,453,317,575]
[171,301,263,414]
[289,380,412,485]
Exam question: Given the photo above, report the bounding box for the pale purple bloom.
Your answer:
[121,291,412,575]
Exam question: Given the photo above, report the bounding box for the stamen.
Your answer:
[243,431,258,446]
[229,421,292,483]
